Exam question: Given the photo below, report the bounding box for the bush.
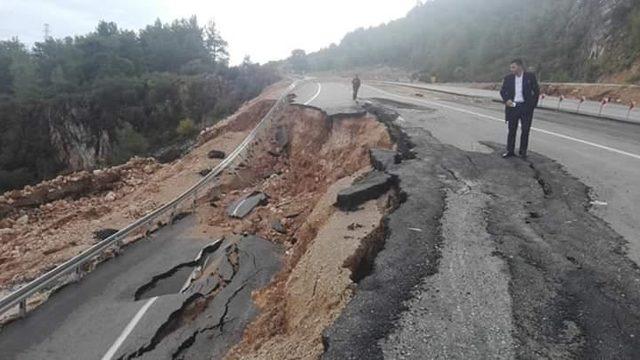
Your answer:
[176,118,198,138]
[112,122,149,163]
[0,168,36,192]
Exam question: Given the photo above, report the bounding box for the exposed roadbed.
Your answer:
[323,99,640,359]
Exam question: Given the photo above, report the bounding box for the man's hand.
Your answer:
[506,100,514,107]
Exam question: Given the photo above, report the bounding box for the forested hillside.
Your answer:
[0,17,278,191]
[306,0,640,83]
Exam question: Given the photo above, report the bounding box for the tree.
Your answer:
[242,55,253,67]
[289,49,308,74]
[176,118,198,138]
[0,17,280,191]
[9,48,40,99]
[204,20,229,66]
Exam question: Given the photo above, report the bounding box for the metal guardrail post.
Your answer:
[170,204,177,224]
[18,300,26,317]
[73,266,81,282]
[192,190,198,212]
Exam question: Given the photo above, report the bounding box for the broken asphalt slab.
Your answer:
[336,171,397,211]
[226,192,268,219]
[115,235,282,360]
[369,148,401,171]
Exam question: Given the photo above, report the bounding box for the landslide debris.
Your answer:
[200,103,403,360]
[0,157,160,216]
[0,84,285,292]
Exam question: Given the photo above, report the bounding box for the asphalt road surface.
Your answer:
[387,81,640,124]
[2,78,640,359]
[299,79,640,264]
[295,78,640,359]
[0,215,214,360]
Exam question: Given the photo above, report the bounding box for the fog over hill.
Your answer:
[306,0,640,83]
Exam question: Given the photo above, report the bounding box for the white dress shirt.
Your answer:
[514,74,524,103]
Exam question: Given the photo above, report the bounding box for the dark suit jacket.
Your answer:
[499,72,540,114]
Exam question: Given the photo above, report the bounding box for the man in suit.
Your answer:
[499,59,540,159]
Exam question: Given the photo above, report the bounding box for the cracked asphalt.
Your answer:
[0,215,213,360]
[300,80,640,359]
[2,79,640,359]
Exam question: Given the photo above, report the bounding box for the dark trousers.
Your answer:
[352,86,360,100]
[506,104,534,155]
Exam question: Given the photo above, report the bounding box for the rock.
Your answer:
[271,219,286,234]
[268,149,282,157]
[207,150,226,159]
[337,171,398,211]
[105,192,117,202]
[369,148,401,171]
[0,228,16,236]
[143,165,156,174]
[226,192,268,219]
[0,203,12,218]
[347,223,364,231]
[153,141,193,163]
[274,126,289,148]
[0,218,13,228]
[284,209,303,218]
[16,214,29,225]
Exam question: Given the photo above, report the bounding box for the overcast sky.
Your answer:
[0,0,417,64]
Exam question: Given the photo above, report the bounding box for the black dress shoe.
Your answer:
[502,152,515,158]
[519,153,528,160]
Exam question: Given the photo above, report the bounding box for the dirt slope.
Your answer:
[0,82,286,291]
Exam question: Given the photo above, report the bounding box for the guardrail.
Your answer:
[0,80,301,319]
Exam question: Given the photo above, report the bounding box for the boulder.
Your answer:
[207,150,226,159]
[16,214,29,225]
[271,219,286,234]
[105,191,117,202]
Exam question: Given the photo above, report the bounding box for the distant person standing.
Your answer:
[499,59,540,159]
[352,75,361,100]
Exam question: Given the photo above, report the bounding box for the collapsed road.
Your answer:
[302,80,640,359]
[1,78,640,360]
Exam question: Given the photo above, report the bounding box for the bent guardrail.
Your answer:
[0,80,301,318]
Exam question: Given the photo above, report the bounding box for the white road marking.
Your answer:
[304,82,322,105]
[231,198,246,218]
[368,86,640,161]
[102,236,223,360]
[101,296,158,360]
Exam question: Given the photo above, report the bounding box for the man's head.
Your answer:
[510,59,525,76]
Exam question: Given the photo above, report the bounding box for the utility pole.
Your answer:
[43,23,50,40]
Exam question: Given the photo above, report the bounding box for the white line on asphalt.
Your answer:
[101,296,158,360]
[304,82,322,105]
[368,86,640,161]
[231,198,246,218]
